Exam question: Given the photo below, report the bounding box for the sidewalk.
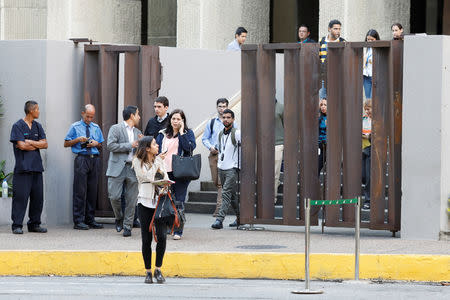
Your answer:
[1,214,449,282]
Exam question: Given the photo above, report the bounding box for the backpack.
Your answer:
[218,127,237,150]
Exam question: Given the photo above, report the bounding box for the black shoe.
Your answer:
[115,219,123,232]
[87,222,104,229]
[154,269,165,284]
[145,271,153,284]
[123,228,132,237]
[133,220,141,228]
[229,218,239,227]
[211,219,223,229]
[12,228,23,234]
[28,226,47,233]
[74,223,89,230]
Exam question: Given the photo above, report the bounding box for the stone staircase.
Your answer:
[186,174,389,222]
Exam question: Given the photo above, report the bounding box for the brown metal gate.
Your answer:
[240,41,403,232]
[83,44,161,217]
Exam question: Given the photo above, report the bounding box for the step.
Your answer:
[200,181,218,192]
[184,202,234,214]
[188,191,219,203]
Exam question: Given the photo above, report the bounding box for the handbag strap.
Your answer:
[149,190,180,242]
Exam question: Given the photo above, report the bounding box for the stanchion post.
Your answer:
[305,197,311,290]
[355,196,361,280]
[292,198,323,294]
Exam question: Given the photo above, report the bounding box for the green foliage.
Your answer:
[0,160,13,197]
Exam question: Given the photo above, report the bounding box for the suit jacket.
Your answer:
[106,122,142,177]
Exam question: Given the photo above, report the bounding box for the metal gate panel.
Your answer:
[240,46,258,224]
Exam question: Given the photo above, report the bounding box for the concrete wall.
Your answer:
[0,0,47,40]
[47,0,141,44]
[0,40,83,225]
[177,0,270,50]
[319,0,410,41]
[148,0,177,46]
[401,35,450,240]
[158,47,241,191]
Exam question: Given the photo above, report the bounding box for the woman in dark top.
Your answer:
[156,109,196,240]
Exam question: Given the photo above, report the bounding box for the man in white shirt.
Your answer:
[211,109,240,229]
[227,27,247,51]
[106,106,142,237]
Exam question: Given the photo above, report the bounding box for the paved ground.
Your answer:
[1,213,449,255]
[0,277,448,300]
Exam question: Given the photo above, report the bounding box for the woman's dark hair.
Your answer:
[365,29,380,41]
[391,23,403,30]
[135,136,155,167]
[165,109,189,138]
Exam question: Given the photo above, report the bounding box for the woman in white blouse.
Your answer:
[363,29,380,99]
[132,136,169,284]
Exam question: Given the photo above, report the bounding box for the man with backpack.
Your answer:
[202,98,229,217]
[211,109,240,229]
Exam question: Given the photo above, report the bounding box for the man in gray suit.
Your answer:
[106,105,142,237]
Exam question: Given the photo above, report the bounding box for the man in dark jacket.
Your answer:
[144,96,169,137]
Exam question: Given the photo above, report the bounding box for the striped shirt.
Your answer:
[319,36,345,64]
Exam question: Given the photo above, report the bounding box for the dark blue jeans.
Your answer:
[363,75,372,99]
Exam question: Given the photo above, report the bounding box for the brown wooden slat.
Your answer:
[104,45,140,52]
[124,52,140,108]
[388,40,403,231]
[299,43,320,225]
[370,47,390,227]
[341,45,363,223]
[283,49,300,224]
[139,46,161,131]
[256,45,276,219]
[325,46,344,226]
[241,44,258,51]
[350,41,392,48]
[84,44,101,51]
[240,49,258,221]
[89,46,119,216]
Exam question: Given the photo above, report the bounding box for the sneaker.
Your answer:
[153,268,166,284]
[12,228,23,234]
[73,223,89,230]
[173,234,181,240]
[363,201,370,210]
[28,226,47,233]
[123,228,132,237]
[211,219,223,229]
[145,271,153,284]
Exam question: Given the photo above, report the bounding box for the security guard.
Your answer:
[10,100,48,234]
[64,104,104,230]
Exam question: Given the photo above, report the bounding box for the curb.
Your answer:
[0,251,449,282]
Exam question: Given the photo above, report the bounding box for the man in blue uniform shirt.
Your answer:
[64,104,104,230]
[10,100,48,234]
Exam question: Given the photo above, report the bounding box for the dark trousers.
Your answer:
[138,203,167,269]
[168,172,189,235]
[11,172,43,230]
[362,146,371,202]
[73,155,100,224]
[318,142,326,176]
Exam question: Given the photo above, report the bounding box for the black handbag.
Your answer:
[172,153,201,180]
[149,191,179,242]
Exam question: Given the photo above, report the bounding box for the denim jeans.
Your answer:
[363,75,372,99]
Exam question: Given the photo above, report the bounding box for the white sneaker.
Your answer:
[173,234,181,240]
